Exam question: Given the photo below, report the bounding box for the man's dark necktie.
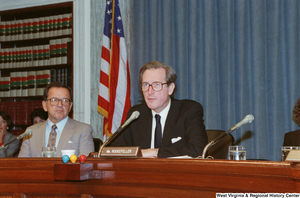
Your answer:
[155,114,162,148]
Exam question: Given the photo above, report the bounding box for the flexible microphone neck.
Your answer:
[98,111,140,158]
[201,114,254,159]
[0,129,32,150]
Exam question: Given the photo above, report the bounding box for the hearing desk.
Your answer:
[0,158,300,197]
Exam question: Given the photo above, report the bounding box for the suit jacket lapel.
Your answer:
[34,121,47,156]
[3,132,13,151]
[162,98,180,146]
[57,118,75,152]
[139,107,153,148]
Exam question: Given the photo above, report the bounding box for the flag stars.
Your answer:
[117,29,121,33]
[107,9,112,15]
[107,0,111,5]
[117,16,122,21]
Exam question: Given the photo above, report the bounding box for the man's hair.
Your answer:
[43,81,73,101]
[293,98,300,127]
[0,111,13,132]
[30,108,48,124]
[139,61,177,85]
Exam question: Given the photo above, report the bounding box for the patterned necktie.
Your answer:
[155,114,162,148]
[47,125,57,147]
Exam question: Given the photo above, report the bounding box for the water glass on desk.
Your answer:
[42,147,56,157]
[281,146,300,161]
[228,146,246,160]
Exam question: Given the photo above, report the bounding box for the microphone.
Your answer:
[228,114,254,133]
[119,111,140,132]
[97,111,140,157]
[201,114,254,159]
[0,129,32,150]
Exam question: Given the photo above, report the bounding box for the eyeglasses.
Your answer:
[140,82,168,92]
[47,97,71,106]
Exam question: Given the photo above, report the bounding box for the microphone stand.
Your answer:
[97,111,140,158]
[200,129,232,159]
[199,114,254,159]
[97,129,122,158]
[0,138,19,150]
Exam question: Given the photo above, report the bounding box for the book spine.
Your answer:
[8,101,16,125]
[3,77,10,97]
[27,101,33,125]
[23,19,29,40]
[16,101,22,125]
[36,70,44,96]
[20,47,26,68]
[20,101,28,125]
[57,14,63,36]
[43,44,50,66]
[56,69,61,83]
[10,72,17,97]
[51,69,56,82]
[38,45,44,66]
[0,77,3,97]
[62,14,69,35]
[28,71,36,96]
[49,16,54,37]
[39,17,45,38]
[52,15,58,37]
[21,71,28,96]
[28,18,33,39]
[26,46,32,67]
[4,49,9,68]
[55,39,62,65]
[50,39,57,65]
[32,46,39,66]
[0,21,5,41]
[11,20,16,41]
[16,19,23,40]
[69,13,72,34]
[15,72,22,97]
[61,38,68,64]
[5,21,11,41]
[44,17,50,38]
[12,48,17,68]
[0,49,4,69]
[43,69,51,88]
[8,49,12,68]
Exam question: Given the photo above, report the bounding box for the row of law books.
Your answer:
[0,13,72,42]
[0,68,71,97]
[0,100,43,126]
[0,37,72,69]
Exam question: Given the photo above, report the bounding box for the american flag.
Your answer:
[98,0,131,140]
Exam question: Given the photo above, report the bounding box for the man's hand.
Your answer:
[141,148,158,158]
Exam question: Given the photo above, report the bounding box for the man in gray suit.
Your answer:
[19,82,94,157]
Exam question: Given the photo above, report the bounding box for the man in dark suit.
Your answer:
[110,61,207,158]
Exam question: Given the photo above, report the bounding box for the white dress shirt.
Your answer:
[150,99,171,149]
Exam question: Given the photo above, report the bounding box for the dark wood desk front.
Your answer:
[0,158,299,198]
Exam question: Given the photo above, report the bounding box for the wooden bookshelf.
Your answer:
[0,2,73,133]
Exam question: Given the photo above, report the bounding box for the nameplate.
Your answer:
[285,150,300,162]
[100,146,142,158]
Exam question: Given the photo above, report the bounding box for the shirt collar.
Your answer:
[151,98,171,120]
[47,116,69,131]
